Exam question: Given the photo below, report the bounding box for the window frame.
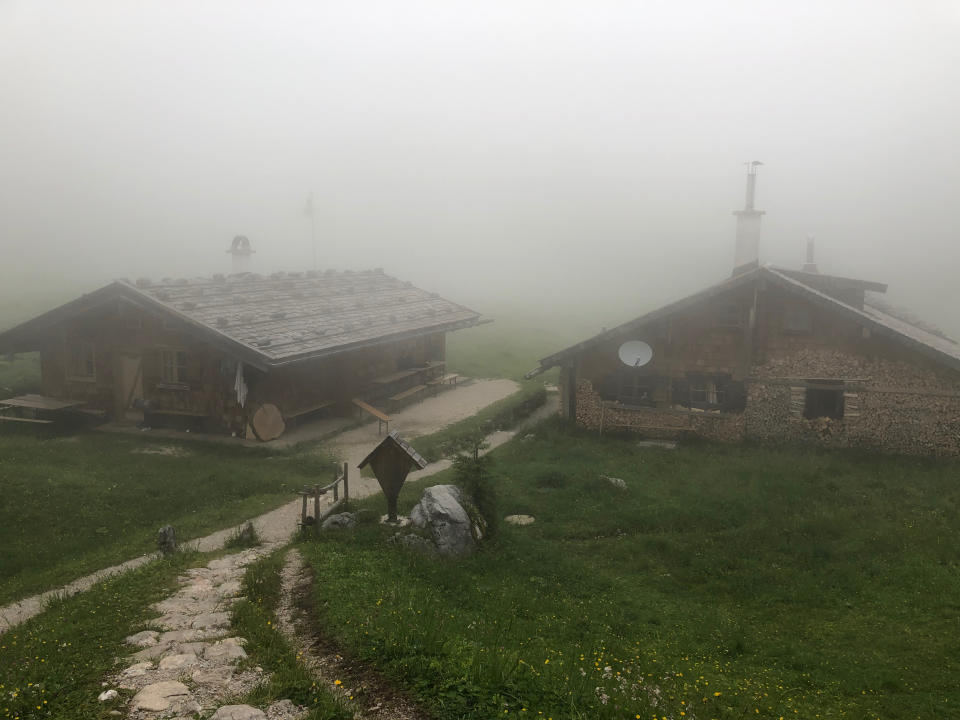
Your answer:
[616,369,657,408]
[159,349,189,386]
[803,382,845,420]
[65,339,96,382]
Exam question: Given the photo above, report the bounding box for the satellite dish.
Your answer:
[618,340,653,367]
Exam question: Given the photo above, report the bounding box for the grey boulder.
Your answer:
[410,485,483,556]
[321,512,356,530]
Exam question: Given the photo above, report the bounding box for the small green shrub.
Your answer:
[452,448,498,539]
[224,521,260,549]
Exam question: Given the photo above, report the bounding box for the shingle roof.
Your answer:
[528,267,960,376]
[0,270,481,368]
[122,270,480,364]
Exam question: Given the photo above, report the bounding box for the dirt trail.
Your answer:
[0,379,532,634]
[276,549,431,720]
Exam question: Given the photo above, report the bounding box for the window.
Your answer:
[67,341,95,380]
[160,350,188,384]
[679,373,746,413]
[618,370,656,407]
[784,305,813,333]
[690,377,724,407]
[804,385,845,419]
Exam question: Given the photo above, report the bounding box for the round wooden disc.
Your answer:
[251,403,285,441]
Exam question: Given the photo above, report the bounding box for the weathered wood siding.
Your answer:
[37,299,447,435]
[250,332,445,416]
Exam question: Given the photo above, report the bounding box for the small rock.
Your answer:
[122,661,154,677]
[321,512,356,530]
[210,705,268,720]
[504,514,535,526]
[158,629,205,644]
[216,579,242,597]
[158,653,198,670]
[176,641,210,655]
[601,475,628,490]
[191,611,231,630]
[191,666,235,686]
[157,525,177,555]
[156,612,193,630]
[125,630,159,647]
[266,699,306,720]
[131,642,173,662]
[98,689,118,702]
[131,681,191,711]
[205,639,247,661]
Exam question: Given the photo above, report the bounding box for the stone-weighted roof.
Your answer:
[123,270,480,364]
[0,269,480,368]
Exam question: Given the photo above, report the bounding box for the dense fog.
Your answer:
[2,0,958,334]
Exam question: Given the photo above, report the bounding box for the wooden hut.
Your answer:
[0,269,480,439]
[527,266,960,456]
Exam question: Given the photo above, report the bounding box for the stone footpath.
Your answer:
[105,546,304,720]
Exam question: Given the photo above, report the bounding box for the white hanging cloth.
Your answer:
[234,361,248,408]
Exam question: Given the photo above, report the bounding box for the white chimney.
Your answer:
[227,236,254,274]
[802,234,819,273]
[732,161,765,276]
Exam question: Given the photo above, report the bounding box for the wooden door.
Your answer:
[117,353,144,422]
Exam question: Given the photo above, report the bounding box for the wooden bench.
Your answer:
[440,373,459,386]
[388,384,427,411]
[0,415,53,424]
[352,398,391,435]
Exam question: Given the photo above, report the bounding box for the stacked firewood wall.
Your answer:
[575,380,745,441]
[746,348,960,457]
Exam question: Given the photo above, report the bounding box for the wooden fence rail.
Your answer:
[298,461,350,533]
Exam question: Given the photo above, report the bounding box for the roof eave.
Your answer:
[262,315,482,367]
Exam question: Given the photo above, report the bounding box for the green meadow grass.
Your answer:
[0,433,330,605]
[231,551,351,719]
[0,551,200,720]
[445,314,569,382]
[300,420,960,720]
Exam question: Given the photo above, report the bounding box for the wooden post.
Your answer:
[343,461,349,501]
[301,492,308,524]
[313,484,320,533]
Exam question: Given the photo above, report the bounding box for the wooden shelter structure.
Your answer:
[0,269,481,440]
[358,431,428,522]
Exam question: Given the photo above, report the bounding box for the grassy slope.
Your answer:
[301,422,960,720]
[0,433,330,605]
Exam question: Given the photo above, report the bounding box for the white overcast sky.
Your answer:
[2,0,959,331]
